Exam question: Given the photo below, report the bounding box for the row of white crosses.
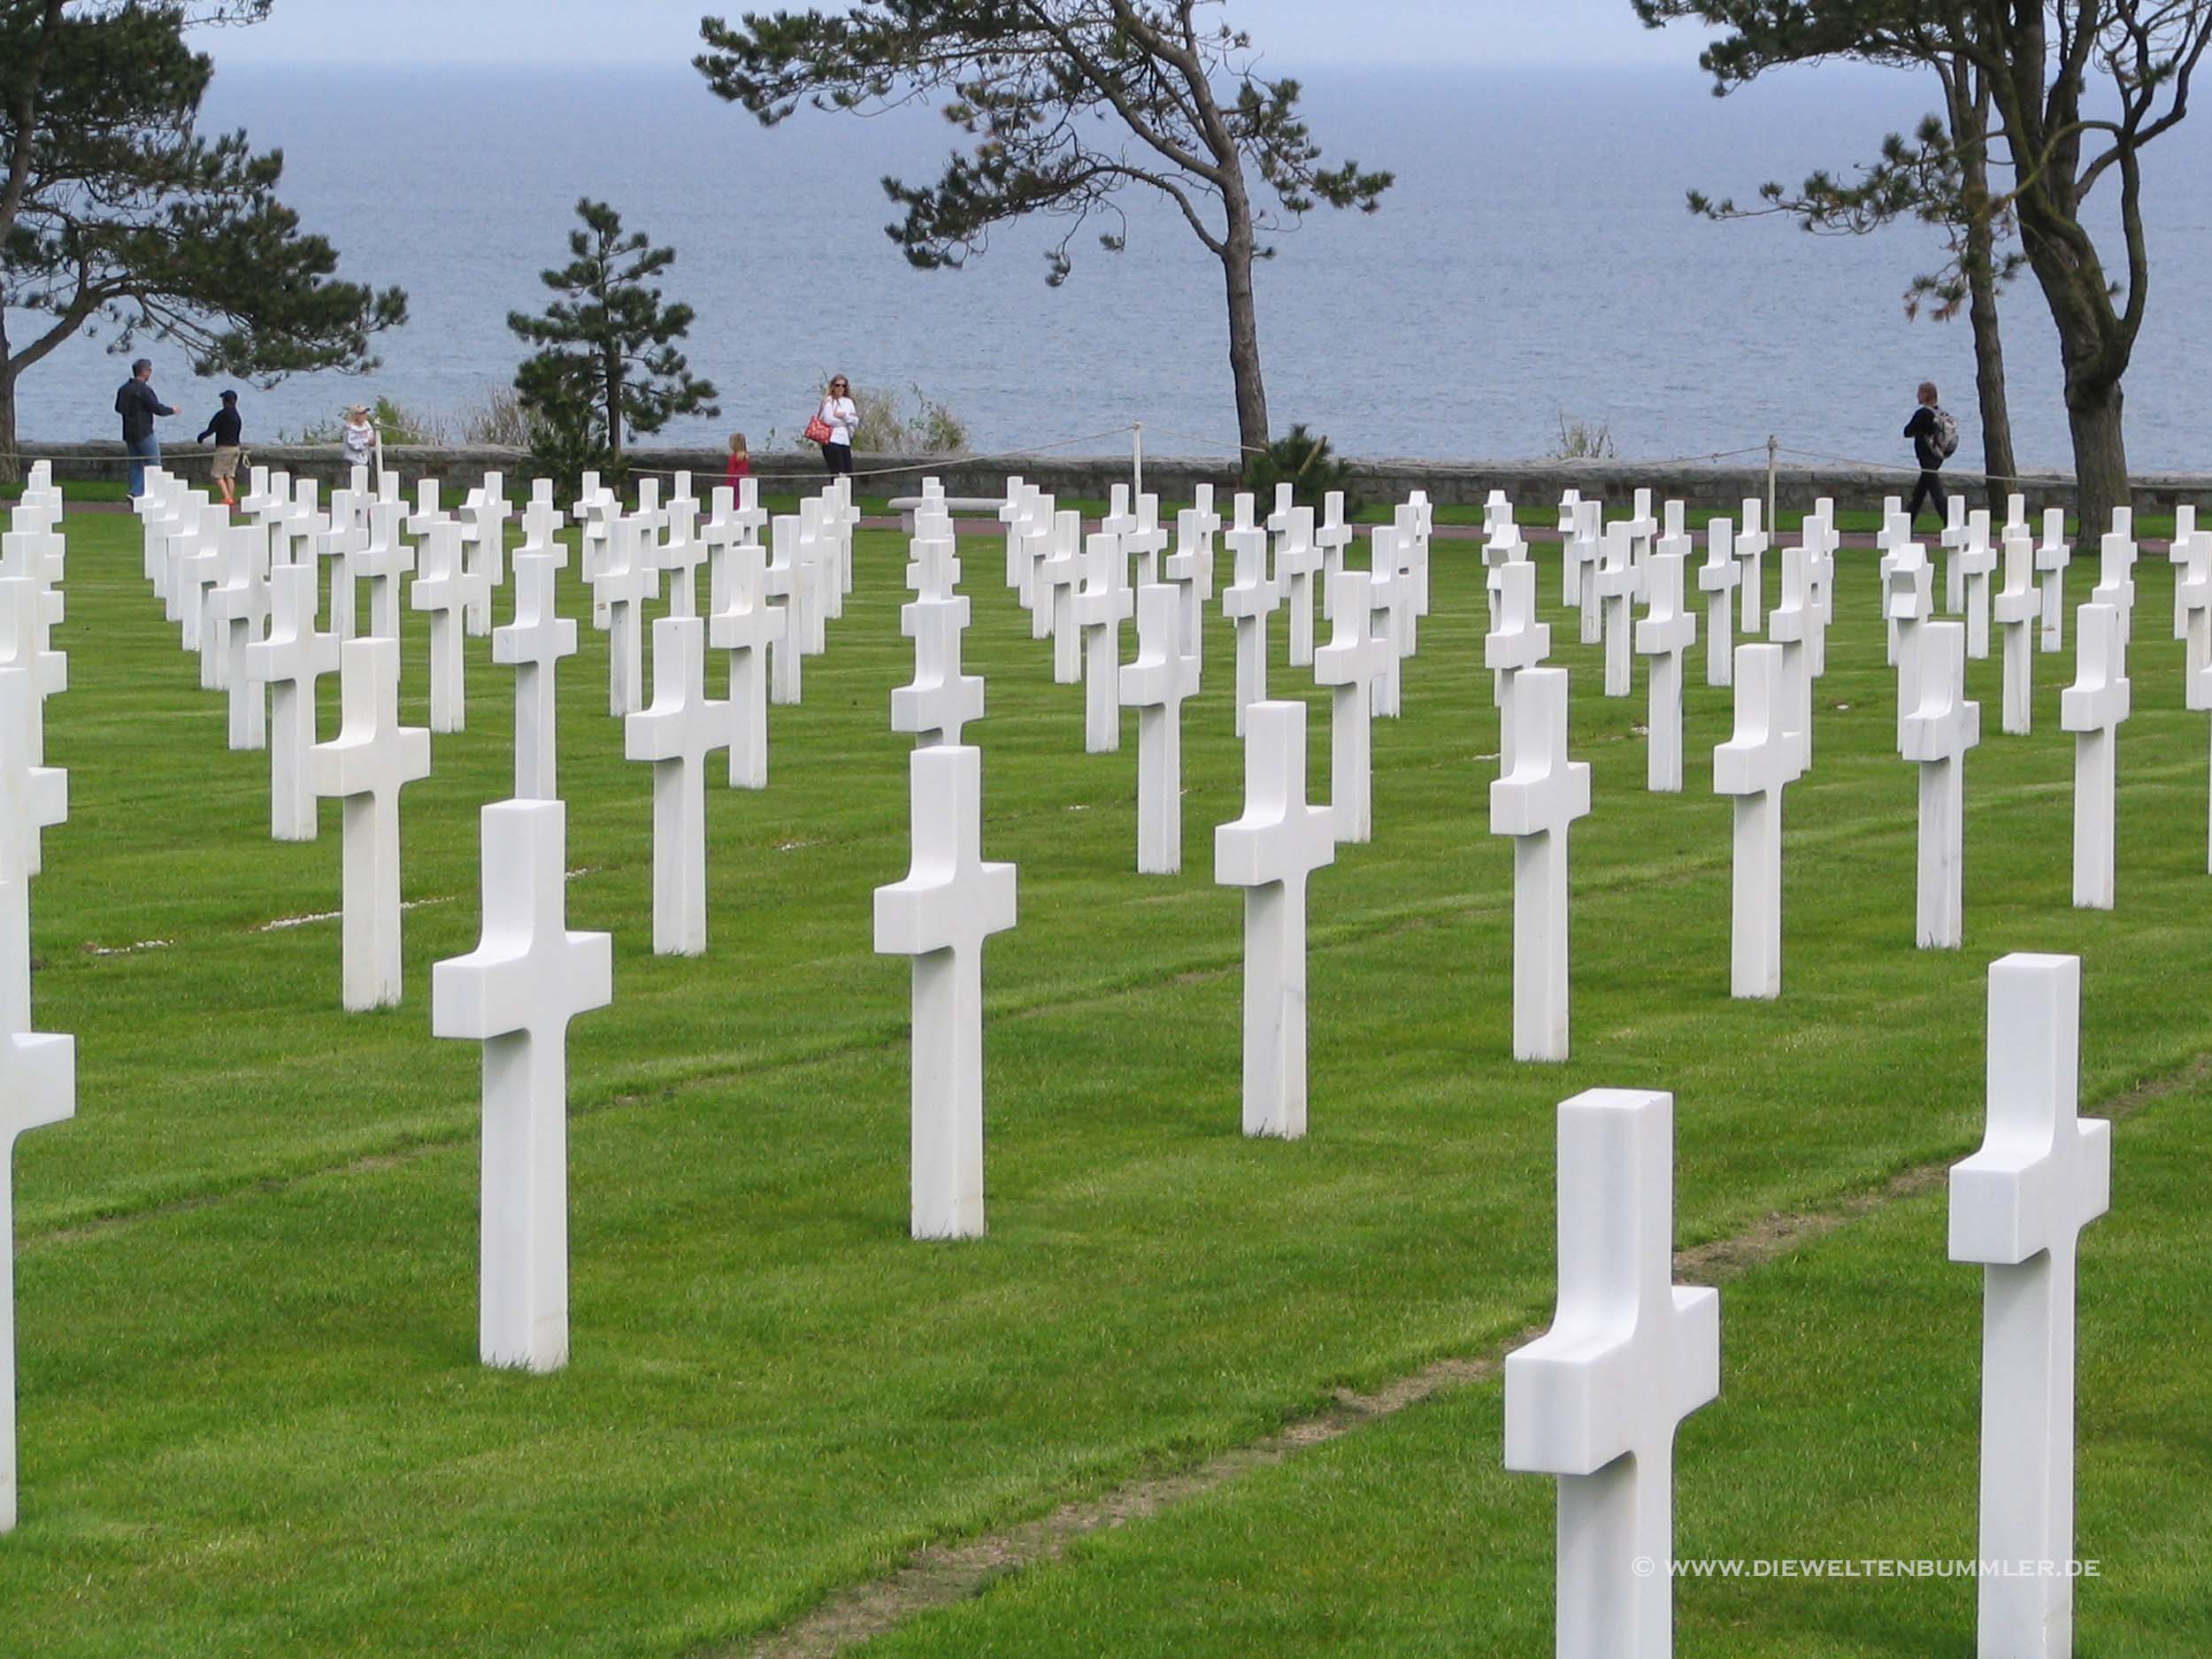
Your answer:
[433,505,611,1373]
[876,488,1015,1237]
[0,466,76,1535]
[1504,953,2108,1659]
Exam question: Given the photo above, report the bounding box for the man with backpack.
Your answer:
[1904,380,1960,527]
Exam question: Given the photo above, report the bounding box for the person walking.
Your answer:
[197,389,245,509]
[725,431,751,489]
[810,376,858,477]
[114,358,176,499]
[1903,380,1959,528]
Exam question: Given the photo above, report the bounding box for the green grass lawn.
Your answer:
[2,505,2206,1656]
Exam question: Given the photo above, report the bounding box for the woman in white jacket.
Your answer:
[815,375,857,476]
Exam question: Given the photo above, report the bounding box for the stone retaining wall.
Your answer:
[20,440,2212,517]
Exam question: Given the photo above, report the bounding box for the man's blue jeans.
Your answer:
[126,433,160,498]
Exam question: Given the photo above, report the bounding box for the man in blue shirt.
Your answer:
[114,358,176,499]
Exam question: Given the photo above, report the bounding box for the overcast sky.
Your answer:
[211,0,1721,69]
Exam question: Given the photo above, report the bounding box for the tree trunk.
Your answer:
[0,363,18,490]
[0,311,17,488]
[1963,265,2016,514]
[1218,213,1270,466]
[2066,377,2129,544]
[605,351,625,467]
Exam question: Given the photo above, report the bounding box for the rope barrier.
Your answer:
[1772,444,2068,489]
[618,423,1145,487]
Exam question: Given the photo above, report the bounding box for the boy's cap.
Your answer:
[220,389,238,402]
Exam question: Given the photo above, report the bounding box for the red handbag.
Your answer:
[803,411,836,445]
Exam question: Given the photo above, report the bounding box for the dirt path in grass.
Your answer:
[717,1050,2212,1659]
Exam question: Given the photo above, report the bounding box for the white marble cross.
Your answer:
[2093,511,2138,671]
[1878,509,1913,666]
[659,493,708,621]
[1215,699,1335,1139]
[0,972,73,1535]
[314,486,369,639]
[172,505,227,653]
[1276,505,1322,669]
[873,742,1016,1240]
[2036,506,2070,654]
[1573,501,1604,646]
[493,552,578,801]
[1119,582,1197,874]
[1734,499,1769,633]
[1615,488,1652,564]
[1993,529,2040,737]
[204,524,269,750]
[893,595,984,749]
[574,473,616,624]
[1482,495,1525,636]
[352,499,415,642]
[625,616,730,956]
[905,528,960,603]
[1697,518,1740,688]
[1315,569,1389,846]
[1556,489,1586,605]
[0,659,63,1022]
[308,637,433,1010]
[1961,510,1997,660]
[411,518,482,734]
[1636,549,1696,793]
[702,480,765,619]
[1124,492,1169,590]
[1366,528,1404,718]
[795,499,832,653]
[1802,499,1837,678]
[1221,518,1279,738]
[432,797,611,1374]
[242,562,340,841]
[1715,644,1804,1000]
[598,516,661,718]
[0,576,63,714]
[764,515,805,705]
[1505,1087,1719,1659]
[710,541,785,788]
[2060,602,2129,911]
[1595,523,1642,699]
[1941,490,1970,612]
[1900,620,1978,949]
[1075,531,1133,753]
[1484,557,1551,776]
[1490,666,1591,1062]
[1039,512,1085,684]
[2170,508,2209,682]
[1007,499,1048,635]
[1164,507,1210,685]
[1886,534,1935,740]
[461,472,511,637]
[1766,543,1814,770]
[1313,490,1351,619]
[1949,951,2109,1659]
[1397,493,1433,627]
[519,479,566,557]
[997,477,1033,599]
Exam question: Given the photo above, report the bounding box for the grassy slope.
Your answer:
[2,508,2207,1655]
[864,1089,2212,1659]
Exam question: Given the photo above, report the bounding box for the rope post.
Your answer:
[1766,434,1778,537]
[1133,422,1145,502]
